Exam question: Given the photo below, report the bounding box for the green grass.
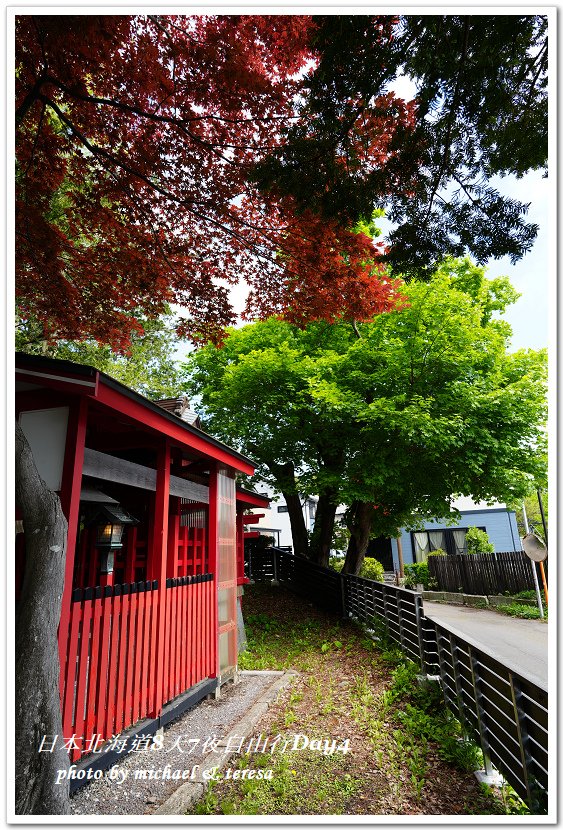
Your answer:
[496,602,546,620]
[190,585,531,816]
[238,610,345,671]
[193,746,362,816]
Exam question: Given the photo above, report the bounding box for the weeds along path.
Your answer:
[191,585,524,816]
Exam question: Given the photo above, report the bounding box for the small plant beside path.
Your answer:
[190,585,527,816]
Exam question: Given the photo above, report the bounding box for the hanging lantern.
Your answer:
[88,505,138,574]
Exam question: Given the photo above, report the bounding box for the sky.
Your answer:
[483,170,550,353]
[208,168,550,358]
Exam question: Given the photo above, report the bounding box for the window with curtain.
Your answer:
[413,532,430,562]
[428,531,446,552]
[452,529,468,555]
[411,527,486,556]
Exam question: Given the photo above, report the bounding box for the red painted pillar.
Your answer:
[149,440,171,717]
[58,397,88,694]
[124,526,137,584]
[207,464,219,679]
[236,511,244,583]
[167,497,181,578]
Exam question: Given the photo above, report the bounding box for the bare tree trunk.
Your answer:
[267,459,309,557]
[309,493,337,568]
[342,501,373,575]
[15,423,70,815]
[281,490,309,557]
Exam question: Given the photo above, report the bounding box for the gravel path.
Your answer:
[70,671,282,815]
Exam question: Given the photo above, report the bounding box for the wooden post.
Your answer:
[396,536,405,578]
[58,397,88,697]
[148,440,171,717]
[539,561,548,606]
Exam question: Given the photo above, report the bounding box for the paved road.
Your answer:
[422,601,549,690]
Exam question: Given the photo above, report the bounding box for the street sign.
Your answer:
[522,532,548,562]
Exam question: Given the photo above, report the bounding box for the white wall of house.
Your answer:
[247,484,317,548]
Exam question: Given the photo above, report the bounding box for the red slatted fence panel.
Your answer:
[65,581,159,761]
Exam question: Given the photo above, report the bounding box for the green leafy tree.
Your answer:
[16,309,184,400]
[184,258,547,574]
[465,527,495,555]
[253,15,547,279]
[511,491,548,538]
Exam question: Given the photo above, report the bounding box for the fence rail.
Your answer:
[250,548,548,811]
[427,550,543,596]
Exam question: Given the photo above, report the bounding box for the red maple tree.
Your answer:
[16,15,414,348]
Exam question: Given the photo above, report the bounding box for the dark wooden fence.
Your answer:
[248,548,548,811]
[427,550,544,596]
[422,619,547,809]
[345,575,425,666]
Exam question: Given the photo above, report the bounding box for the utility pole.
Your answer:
[522,502,544,619]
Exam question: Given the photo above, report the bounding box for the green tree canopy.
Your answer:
[16,308,184,400]
[252,15,547,278]
[184,258,547,572]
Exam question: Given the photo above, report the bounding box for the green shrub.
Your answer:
[328,556,384,582]
[465,527,494,554]
[360,557,385,582]
[427,548,446,557]
[329,556,344,572]
[403,562,437,590]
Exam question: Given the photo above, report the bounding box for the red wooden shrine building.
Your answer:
[15,353,269,768]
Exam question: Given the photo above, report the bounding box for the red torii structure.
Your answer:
[15,352,269,776]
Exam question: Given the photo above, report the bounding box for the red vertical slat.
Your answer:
[76,527,89,589]
[185,528,190,575]
[185,580,192,690]
[131,584,145,724]
[190,580,196,687]
[166,583,174,703]
[105,589,122,739]
[141,584,152,717]
[85,591,103,743]
[87,548,98,591]
[163,582,172,705]
[183,582,189,692]
[114,588,130,735]
[203,578,207,682]
[212,575,218,680]
[148,441,170,718]
[174,583,182,696]
[94,591,112,738]
[148,585,159,718]
[192,580,197,684]
[210,581,215,676]
[169,584,177,700]
[168,502,180,578]
[204,579,208,678]
[62,596,81,744]
[73,593,93,760]
[173,582,181,697]
[210,580,214,676]
[196,577,202,683]
[177,582,184,694]
[124,527,137,584]
[124,588,138,731]
[203,580,211,677]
